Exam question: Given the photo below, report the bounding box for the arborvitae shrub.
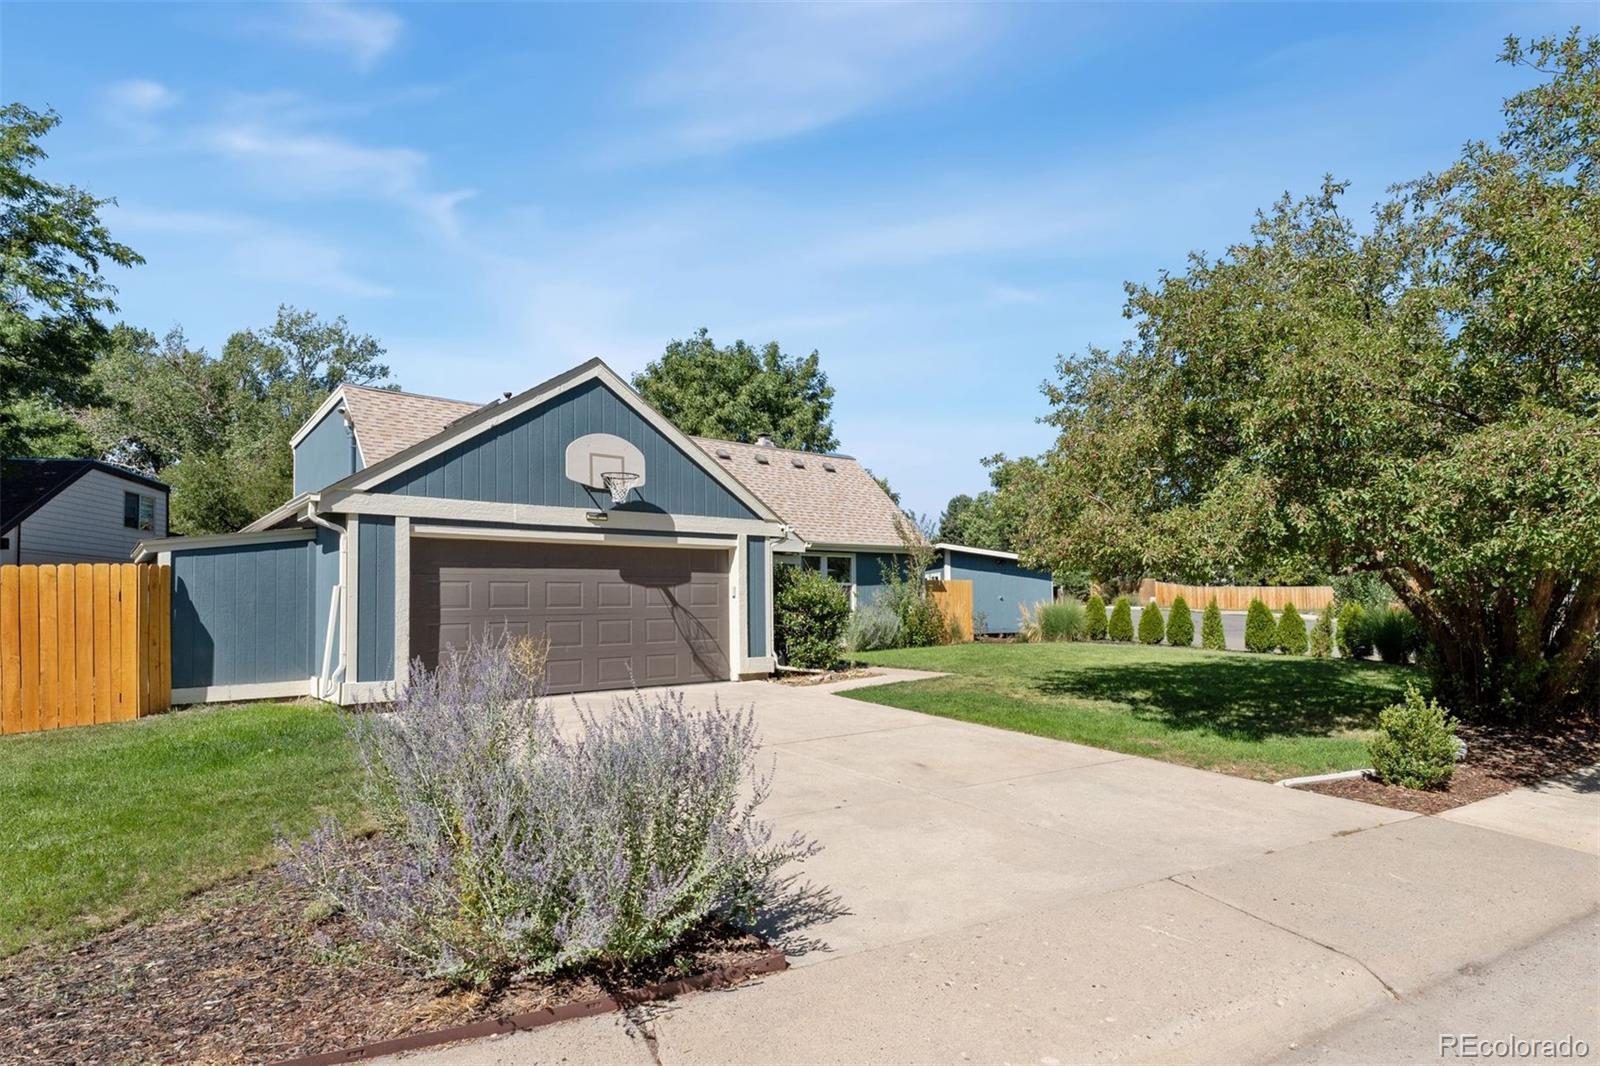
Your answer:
[1138,600,1165,644]
[1244,598,1277,653]
[1337,602,1372,659]
[1309,605,1334,658]
[1277,603,1308,655]
[1108,596,1134,642]
[1201,598,1226,650]
[1166,594,1194,647]
[1085,594,1108,640]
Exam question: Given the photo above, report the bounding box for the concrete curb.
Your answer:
[1276,768,1373,788]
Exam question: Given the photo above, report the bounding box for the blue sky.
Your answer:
[3,2,1587,516]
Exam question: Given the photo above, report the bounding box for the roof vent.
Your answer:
[715,447,732,460]
[755,435,775,448]
[791,457,805,468]
[755,453,771,465]
[822,461,836,472]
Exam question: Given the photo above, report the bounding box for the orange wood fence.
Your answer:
[0,563,170,736]
[1137,578,1334,613]
[927,578,975,642]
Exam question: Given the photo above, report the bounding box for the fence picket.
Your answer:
[0,563,172,735]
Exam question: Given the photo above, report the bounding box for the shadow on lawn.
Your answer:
[1034,655,1413,742]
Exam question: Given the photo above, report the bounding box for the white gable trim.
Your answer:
[934,541,1022,562]
[131,527,314,562]
[289,386,367,466]
[321,359,783,524]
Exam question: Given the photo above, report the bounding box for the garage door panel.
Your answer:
[411,539,730,695]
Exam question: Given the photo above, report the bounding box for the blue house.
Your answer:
[131,358,917,703]
[932,542,1054,636]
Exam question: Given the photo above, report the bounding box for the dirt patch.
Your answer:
[0,866,772,1065]
[773,667,882,687]
[1296,716,1600,814]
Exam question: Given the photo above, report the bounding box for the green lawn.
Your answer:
[0,702,361,957]
[850,642,1422,781]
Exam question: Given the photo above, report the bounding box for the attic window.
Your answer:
[715,448,732,459]
[791,457,805,468]
[754,453,771,464]
[822,461,837,472]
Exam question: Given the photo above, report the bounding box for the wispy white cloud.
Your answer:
[109,203,391,299]
[626,4,997,158]
[267,1,402,72]
[206,124,472,236]
[104,78,178,116]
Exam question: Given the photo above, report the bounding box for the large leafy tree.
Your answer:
[1014,33,1600,721]
[84,306,393,534]
[935,456,1035,551]
[632,328,838,451]
[1,103,142,456]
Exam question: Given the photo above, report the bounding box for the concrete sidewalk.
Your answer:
[1439,764,1600,856]
[393,675,1600,1066]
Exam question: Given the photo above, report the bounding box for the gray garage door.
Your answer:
[409,538,730,694]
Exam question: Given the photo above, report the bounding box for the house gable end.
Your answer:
[374,377,760,521]
[293,403,363,495]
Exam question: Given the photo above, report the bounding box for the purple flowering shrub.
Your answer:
[283,636,816,988]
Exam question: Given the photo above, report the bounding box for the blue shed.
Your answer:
[933,543,1054,636]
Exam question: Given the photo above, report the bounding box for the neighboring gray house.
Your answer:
[931,542,1054,636]
[1,458,169,565]
[129,357,1048,705]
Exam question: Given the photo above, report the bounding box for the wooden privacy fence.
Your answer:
[1137,578,1334,613]
[0,563,171,736]
[927,578,974,642]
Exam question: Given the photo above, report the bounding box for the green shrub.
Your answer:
[1201,598,1226,649]
[1369,684,1458,790]
[1309,605,1334,658]
[1244,599,1277,653]
[1336,602,1372,659]
[775,565,850,668]
[1055,570,1093,601]
[844,605,901,653]
[1137,600,1165,644]
[895,592,949,648]
[1165,595,1194,646]
[1276,603,1308,655]
[1084,594,1108,640]
[1370,607,1424,665]
[1108,596,1134,642]
[1040,599,1085,642]
[1329,572,1393,615]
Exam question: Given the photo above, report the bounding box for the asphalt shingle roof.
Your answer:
[340,384,482,465]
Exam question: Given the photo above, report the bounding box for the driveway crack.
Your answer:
[1167,876,1402,1001]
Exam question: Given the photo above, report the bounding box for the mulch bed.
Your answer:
[773,667,882,687]
[0,867,772,1065]
[1295,715,1600,815]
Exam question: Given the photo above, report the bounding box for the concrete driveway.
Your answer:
[395,673,1600,1066]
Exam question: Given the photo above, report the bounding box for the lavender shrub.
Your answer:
[283,636,816,988]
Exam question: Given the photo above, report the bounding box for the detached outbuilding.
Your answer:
[931,543,1054,637]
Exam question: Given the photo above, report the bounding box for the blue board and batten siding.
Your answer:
[852,552,905,608]
[947,549,1053,635]
[294,406,362,495]
[170,538,315,689]
[356,516,395,683]
[377,379,758,520]
[746,535,767,658]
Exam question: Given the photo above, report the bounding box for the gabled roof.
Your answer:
[691,437,910,549]
[2,458,169,535]
[290,382,481,467]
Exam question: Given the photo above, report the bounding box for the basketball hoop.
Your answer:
[601,470,639,504]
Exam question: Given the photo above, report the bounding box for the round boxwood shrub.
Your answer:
[1201,598,1226,650]
[1309,605,1334,658]
[1336,602,1372,659]
[1084,594,1108,640]
[1166,594,1194,647]
[1277,603,1308,655]
[774,564,850,669]
[1108,596,1134,642]
[1244,598,1277,653]
[1138,600,1165,644]
[1369,684,1459,790]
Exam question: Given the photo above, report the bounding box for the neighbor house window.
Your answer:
[123,491,155,532]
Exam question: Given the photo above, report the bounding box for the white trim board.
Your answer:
[324,491,781,537]
[288,386,349,449]
[411,524,738,550]
[132,527,314,562]
[933,541,1023,562]
[172,679,315,705]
